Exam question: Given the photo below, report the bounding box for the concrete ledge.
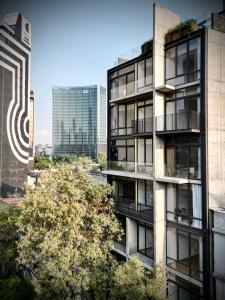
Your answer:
[155,84,175,93]
[102,170,153,180]
[155,176,188,184]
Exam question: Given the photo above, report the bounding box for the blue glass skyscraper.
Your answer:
[52,85,106,159]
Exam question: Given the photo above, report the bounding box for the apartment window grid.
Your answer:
[137,180,153,210]
[162,86,201,132]
[137,99,153,133]
[165,135,201,180]
[110,102,135,136]
[167,276,203,300]
[137,56,153,88]
[110,64,135,100]
[137,222,154,259]
[165,35,201,86]
[166,183,202,229]
[166,227,203,282]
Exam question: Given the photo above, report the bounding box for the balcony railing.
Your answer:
[107,161,153,176]
[110,80,152,101]
[108,161,135,172]
[165,165,201,180]
[111,117,153,137]
[156,111,200,132]
[137,163,153,174]
[136,117,153,134]
[114,196,153,224]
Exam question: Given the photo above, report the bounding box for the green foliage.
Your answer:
[52,153,78,164]
[0,203,20,275]
[165,19,198,43]
[17,164,122,299]
[0,274,35,300]
[90,257,167,300]
[97,152,107,170]
[34,156,50,170]
[141,40,152,55]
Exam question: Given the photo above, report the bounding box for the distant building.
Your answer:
[35,144,52,157]
[0,13,32,198]
[52,85,106,159]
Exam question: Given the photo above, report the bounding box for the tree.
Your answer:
[0,203,36,300]
[17,164,122,299]
[96,152,107,171]
[0,275,35,300]
[0,202,19,275]
[34,156,50,170]
[90,257,167,300]
[52,153,77,164]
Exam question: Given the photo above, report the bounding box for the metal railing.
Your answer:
[156,111,200,132]
[114,196,153,224]
[136,117,153,133]
[111,117,153,136]
[107,161,135,172]
[110,80,152,101]
[165,165,201,180]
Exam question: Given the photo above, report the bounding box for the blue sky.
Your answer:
[0,0,223,144]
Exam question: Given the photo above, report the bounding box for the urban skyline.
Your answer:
[0,0,223,145]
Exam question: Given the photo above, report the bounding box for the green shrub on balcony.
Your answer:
[165,19,198,44]
[141,40,152,55]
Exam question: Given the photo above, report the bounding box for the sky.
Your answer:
[0,0,223,145]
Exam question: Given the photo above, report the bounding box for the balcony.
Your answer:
[104,161,153,180]
[110,80,153,102]
[165,165,200,181]
[136,117,153,134]
[111,117,153,137]
[113,241,126,255]
[156,111,200,134]
[107,161,135,172]
[114,197,153,224]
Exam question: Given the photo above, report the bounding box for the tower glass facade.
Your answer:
[52,85,106,159]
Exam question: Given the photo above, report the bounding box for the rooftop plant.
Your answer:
[165,19,198,44]
[141,40,152,55]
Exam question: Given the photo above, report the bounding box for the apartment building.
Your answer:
[0,13,32,198]
[52,85,106,159]
[104,4,225,300]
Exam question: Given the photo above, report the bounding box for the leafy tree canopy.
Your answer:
[17,164,122,299]
[34,156,50,170]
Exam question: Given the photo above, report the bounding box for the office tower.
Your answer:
[52,85,106,159]
[0,13,31,198]
[28,90,35,170]
[104,4,225,300]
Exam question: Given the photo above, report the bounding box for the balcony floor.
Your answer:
[102,169,153,180]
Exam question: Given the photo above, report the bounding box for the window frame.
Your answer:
[166,227,203,281]
[166,184,203,229]
[165,35,201,86]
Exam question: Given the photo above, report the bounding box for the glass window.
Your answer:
[166,47,176,79]
[146,139,153,164]
[146,57,153,85]
[118,105,125,128]
[167,228,203,281]
[127,73,135,95]
[177,43,188,76]
[189,37,201,73]
[138,224,154,258]
[127,104,135,134]
[138,60,145,88]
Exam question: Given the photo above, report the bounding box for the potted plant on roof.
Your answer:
[165,19,198,44]
[141,40,152,55]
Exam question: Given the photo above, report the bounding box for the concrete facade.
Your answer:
[105,3,225,300]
